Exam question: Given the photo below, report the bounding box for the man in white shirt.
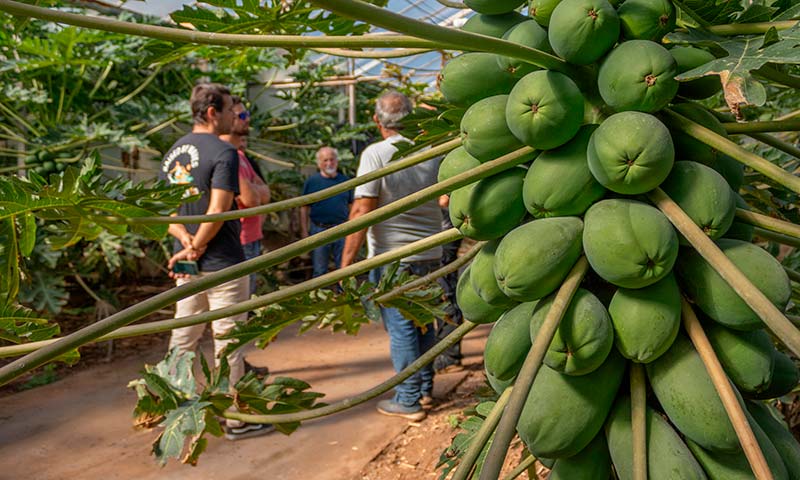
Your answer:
[341,91,442,421]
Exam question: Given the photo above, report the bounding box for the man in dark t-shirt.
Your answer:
[159,83,271,440]
[300,146,354,277]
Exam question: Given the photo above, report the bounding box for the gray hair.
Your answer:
[375,91,412,130]
[316,146,338,161]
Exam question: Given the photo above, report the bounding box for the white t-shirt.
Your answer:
[354,134,443,262]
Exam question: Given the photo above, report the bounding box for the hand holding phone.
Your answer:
[172,260,199,276]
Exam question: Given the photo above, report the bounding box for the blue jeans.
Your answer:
[242,240,261,296]
[370,260,438,407]
[310,222,344,278]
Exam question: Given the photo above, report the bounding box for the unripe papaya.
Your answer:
[439,53,517,107]
[677,239,791,330]
[618,0,676,41]
[486,367,514,394]
[747,401,800,477]
[464,0,525,15]
[522,124,605,218]
[530,0,563,26]
[505,70,584,150]
[609,273,681,363]
[587,111,674,195]
[605,396,708,480]
[469,240,516,306]
[496,20,551,79]
[548,0,620,65]
[437,146,480,184]
[456,266,508,324]
[485,301,537,382]
[548,433,612,480]
[597,40,679,112]
[461,94,524,162]
[461,11,528,37]
[448,166,527,240]
[660,161,736,244]
[706,322,776,394]
[530,288,613,375]
[517,350,625,458]
[583,199,679,289]
[748,351,800,400]
[494,217,584,301]
[670,46,722,99]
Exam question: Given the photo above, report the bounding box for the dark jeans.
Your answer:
[242,240,261,296]
[435,238,464,370]
[310,222,344,278]
[370,259,439,407]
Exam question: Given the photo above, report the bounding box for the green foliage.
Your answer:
[436,395,501,480]
[234,374,327,435]
[0,302,58,343]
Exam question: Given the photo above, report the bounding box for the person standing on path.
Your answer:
[340,91,443,421]
[300,146,354,277]
[160,83,271,440]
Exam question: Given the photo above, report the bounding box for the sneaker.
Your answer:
[376,399,427,421]
[420,394,434,407]
[244,360,270,378]
[224,422,275,441]
[436,362,465,374]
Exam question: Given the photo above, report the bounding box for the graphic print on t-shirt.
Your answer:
[162,143,201,197]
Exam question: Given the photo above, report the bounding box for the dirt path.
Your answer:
[0,322,492,480]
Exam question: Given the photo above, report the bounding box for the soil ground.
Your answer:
[0,319,538,479]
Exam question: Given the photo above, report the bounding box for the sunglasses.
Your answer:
[237,111,251,121]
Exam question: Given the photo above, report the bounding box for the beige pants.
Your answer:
[169,274,249,385]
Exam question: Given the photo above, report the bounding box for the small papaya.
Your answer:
[618,0,676,41]
[439,53,517,107]
[464,0,525,15]
[461,11,528,38]
[706,322,776,395]
[496,20,551,79]
[484,301,537,382]
[469,239,516,306]
[670,46,722,99]
[448,166,527,240]
[461,94,524,162]
[549,433,612,480]
[530,0,564,26]
[456,266,508,324]
[548,0,620,65]
[747,401,800,477]
[437,146,481,184]
[748,351,800,400]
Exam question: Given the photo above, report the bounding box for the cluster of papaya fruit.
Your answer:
[436,0,800,477]
[23,149,70,176]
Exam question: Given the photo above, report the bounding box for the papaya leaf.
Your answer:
[17,213,36,257]
[233,373,327,435]
[437,400,498,480]
[776,4,800,21]
[152,400,211,466]
[737,4,777,23]
[18,269,68,315]
[0,303,58,344]
[0,217,20,304]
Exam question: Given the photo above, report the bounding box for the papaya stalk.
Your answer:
[784,267,800,284]
[451,387,514,480]
[753,227,800,249]
[724,119,800,134]
[735,208,800,240]
[754,65,800,90]
[630,363,647,480]
[748,133,800,160]
[479,256,591,480]
[707,21,798,36]
[311,47,434,58]
[501,455,537,480]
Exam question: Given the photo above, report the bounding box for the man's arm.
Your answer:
[253,175,271,204]
[237,175,261,208]
[340,197,378,268]
[168,187,235,269]
[300,205,310,238]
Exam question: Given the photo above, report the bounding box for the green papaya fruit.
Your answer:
[522,124,605,218]
[549,433,612,480]
[530,288,613,375]
[605,396,708,480]
[749,351,800,400]
[461,94,524,162]
[494,217,584,301]
[439,53,517,107]
[485,301,537,382]
[517,350,625,458]
[706,322,776,394]
[437,146,481,184]
[686,418,789,480]
[496,20,552,79]
[725,194,755,242]
[486,366,515,394]
[661,161,736,244]
[464,0,525,15]
[505,70,585,150]
[609,273,681,363]
[618,0,676,41]
[747,401,800,477]
[587,111,674,195]
[448,166,527,240]
[647,334,740,452]
[598,40,679,112]
[677,239,791,330]
[670,46,722,99]
[457,266,508,324]
[548,0,620,65]
[530,0,563,26]
[583,199,679,289]
[469,239,516,306]
[461,11,528,38]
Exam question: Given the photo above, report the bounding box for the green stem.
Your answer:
[663,108,800,195]
[374,240,484,303]
[0,229,461,359]
[0,0,440,49]
[650,188,800,358]
[754,227,800,249]
[672,0,711,27]
[311,0,575,75]
[749,133,800,160]
[0,99,42,137]
[114,65,162,106]
[501,455,537,480]
[631,363,647,480]
[434,0,467,8]
[785,267,800,284]
[724,119,800,134]
[735,208,800,240]
[89,138,460,225]
[707,21,798,36]
[754,65,800,90]
[225,320,478,424]
[310,47,434,58]
[479,256,591,480]
[0,146,533,384]
[452,387,514,480]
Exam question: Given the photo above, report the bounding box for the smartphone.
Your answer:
[173,260,199,275]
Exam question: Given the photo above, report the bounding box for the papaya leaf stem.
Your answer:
[753,227,800,249]
[310,47,434,58]
[0,146,533,385]
[724,118,800,134]
[680,298,774,480]
[478,256,590,480]
[224,320,477,425]
[649,188,800,358]
[748,133,800,160]
[500,454,537,480]
[735,208,800,240]
[754,65,800,90]
[630,363,647,480]
[451,386,514,480]
[662,109,800,195]
[784,267,800,284]
[707,21,798,36]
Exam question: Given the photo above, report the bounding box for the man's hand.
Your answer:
[167,245,206,279]
[340,196,378,269]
